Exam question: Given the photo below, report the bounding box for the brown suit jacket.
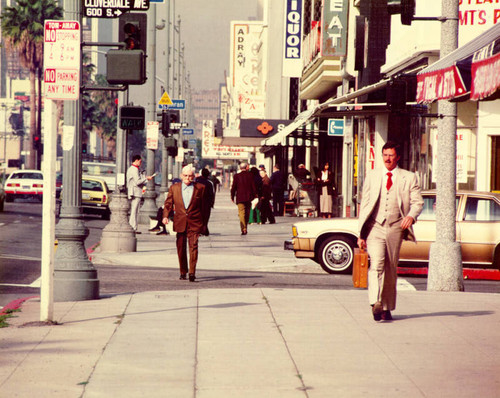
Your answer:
[230,170,257,203]
[163,182,207,234]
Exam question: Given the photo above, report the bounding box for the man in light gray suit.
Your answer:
[127,154,152,233]
[357,141,423,321]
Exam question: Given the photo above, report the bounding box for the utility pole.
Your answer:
[138,4,159,224]
[158,1,170,205]
[427,0,464,291]
[54,0,99,301]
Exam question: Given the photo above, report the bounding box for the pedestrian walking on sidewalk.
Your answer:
[127,154,153,233]
[230,162,257,235]
[162,165,208,282]
[195,168,215,236]
[357,141,423,321]
[259,169,275,224]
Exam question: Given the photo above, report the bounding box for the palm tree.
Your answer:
[1,0,63,169]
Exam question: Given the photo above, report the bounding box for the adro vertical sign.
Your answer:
[43,20,81,100]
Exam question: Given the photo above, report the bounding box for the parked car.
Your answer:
[82,161,116,192]
[0,185,5,211]
[285,190,500,274]
[4,170,44,202]
[59,176,111,219]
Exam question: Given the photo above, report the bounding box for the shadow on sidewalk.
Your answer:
[396,310,494,321]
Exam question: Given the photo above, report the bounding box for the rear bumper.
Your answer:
[284,239,294,250]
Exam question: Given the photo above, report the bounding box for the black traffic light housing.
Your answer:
[387,80,407,112]
[106,13,147,85]
[33,135,41,150]
[120,106,145,130]
[119,13,147,53]
[387,0,415,26]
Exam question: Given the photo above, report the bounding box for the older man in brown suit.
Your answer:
[163,165,207,282]
[357,141,423,321]
[230,162,257,235]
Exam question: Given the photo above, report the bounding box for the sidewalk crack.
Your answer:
[261,289,311,397]
[80,294,134,398]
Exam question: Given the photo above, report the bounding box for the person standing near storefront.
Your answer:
[270,164,285,216]
[316,162,335,218]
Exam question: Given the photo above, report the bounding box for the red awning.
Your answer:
[471,51,500,101]
[416,65,468,104]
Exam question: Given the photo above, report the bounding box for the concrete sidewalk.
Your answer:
[2,188,500,397]
[2,288,500,397]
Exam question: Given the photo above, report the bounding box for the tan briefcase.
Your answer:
[352,248,368,288]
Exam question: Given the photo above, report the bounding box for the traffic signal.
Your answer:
[82,143,88,154]
[119,13,147,53]
[33,135,41,150]
[387,80,407,112]
[107,13,147,85]
[387,0,415,26]
[160,111,170,137]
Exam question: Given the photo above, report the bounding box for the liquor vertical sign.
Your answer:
[44,20,81,100]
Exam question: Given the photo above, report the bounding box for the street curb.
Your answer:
[0,296,39,315]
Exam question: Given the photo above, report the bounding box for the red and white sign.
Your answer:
[43,20,80,101]
[416,65,468,104]
[146,121,159,150]
[202,120,251,160]
[471,51,500,100]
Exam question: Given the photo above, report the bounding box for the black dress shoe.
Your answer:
[149,227,161,232]
[188,274,196,282]
[179,274,187,280]
[135,231,142,234]
[372,302,383,321]
[156,230,168,235]
[381,311,393,321]
[241,230,247,235]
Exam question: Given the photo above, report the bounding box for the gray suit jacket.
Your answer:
[358,167,424,242]
[127,165,147,199]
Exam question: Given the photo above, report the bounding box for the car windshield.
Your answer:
[11,172,42,180]
[82,180,104,192]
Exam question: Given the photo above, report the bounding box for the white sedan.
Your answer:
[4,170,44,202]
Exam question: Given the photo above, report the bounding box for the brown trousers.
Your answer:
[176,230,200,275]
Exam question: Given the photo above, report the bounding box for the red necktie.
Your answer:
[386,172,393,190]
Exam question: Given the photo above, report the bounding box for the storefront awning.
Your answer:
[261,78,391,146]
[417,23,500,104]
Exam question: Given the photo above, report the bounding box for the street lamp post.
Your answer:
[427,0,464,291]
[54,0,99,301]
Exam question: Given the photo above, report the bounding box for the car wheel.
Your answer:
[0,200,3,212]
[317,235,356,274]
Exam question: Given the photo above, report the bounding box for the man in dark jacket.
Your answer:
[270,164,285,216]
[230,162,257,235]
[259,169,276,224]
[195,168,215,235]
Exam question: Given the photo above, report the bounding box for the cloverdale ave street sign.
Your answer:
[83,0,149,18]
[43,20,81,101]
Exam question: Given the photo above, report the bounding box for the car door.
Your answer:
[399,194,437,262]
[457,195,500,268]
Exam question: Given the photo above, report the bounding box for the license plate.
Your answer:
[82,193,90,200]
[22,185,30,189]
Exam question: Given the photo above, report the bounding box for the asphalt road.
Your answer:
[1,199,499,308]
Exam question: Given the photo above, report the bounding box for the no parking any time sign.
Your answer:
[43,20,81,101]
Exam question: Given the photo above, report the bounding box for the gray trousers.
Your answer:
[129,197,142,231]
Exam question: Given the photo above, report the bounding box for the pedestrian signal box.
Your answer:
[120,106,145,130]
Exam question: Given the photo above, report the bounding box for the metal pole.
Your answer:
[139,4,158,224]
[427,0,464,291]
[54,0,99,301]
[158,0,171,205]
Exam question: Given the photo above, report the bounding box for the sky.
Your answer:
[175,0,259,91]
